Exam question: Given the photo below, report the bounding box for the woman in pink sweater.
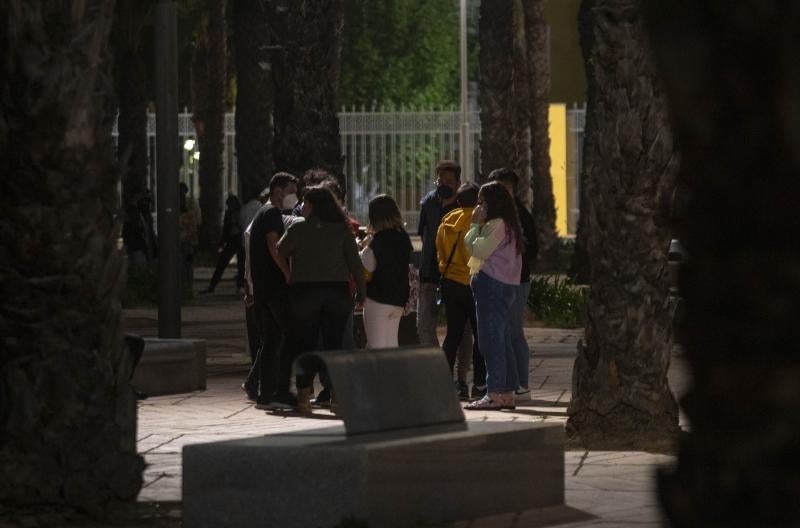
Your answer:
[463,182,523,410]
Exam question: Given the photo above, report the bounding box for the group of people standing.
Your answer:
[418,162,538,411]
[241,170,413,413]
[239,160,537,414]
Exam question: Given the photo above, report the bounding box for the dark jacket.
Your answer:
[367,228,413,307]
[517,199,538,282]
[417,190,458,283]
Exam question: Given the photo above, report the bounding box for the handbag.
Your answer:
[436,233,461,306]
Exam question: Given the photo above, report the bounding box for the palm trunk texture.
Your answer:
[233,0,274,203]
[565,0,680,450]
[478,0,515,181]
[272,0,344,187]
[112,0,150,208]
[192,0,227,252]
[643,2,800,525]
[0,0,143,514]
[522,0,559,269]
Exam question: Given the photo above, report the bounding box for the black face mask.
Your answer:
[436,184,455,200]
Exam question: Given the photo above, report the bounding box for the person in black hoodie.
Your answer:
[203,194,244,293]
[359,194,413,349]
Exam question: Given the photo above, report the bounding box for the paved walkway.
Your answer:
[125,269,687,527]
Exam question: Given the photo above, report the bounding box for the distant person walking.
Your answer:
[436,182,486,399]
[488,169,538,400]
[179,182,201,293]
[203,194,245,294]
[246,173,298,410]
[464,182,523,411]
[359,194,413,349]
[277,185,366,413]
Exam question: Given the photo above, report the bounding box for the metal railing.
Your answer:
[112,106,585,232]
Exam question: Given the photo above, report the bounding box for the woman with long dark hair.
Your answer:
[463,181,523,410]
[359,194,413,348]
[277,184,366,413]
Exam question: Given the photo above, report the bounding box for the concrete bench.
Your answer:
[183,347,564,528]
[131,338,206,396]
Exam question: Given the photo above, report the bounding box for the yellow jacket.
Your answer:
[435,207,473,286]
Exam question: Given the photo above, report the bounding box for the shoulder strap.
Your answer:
[442,232,461,277]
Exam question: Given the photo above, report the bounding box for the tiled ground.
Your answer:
[127,269,688,526]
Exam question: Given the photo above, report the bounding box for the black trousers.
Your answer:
[243,304,261,394]
[208,239,245,291]
[247,293,292,401]
[441,278,486,385]
[290,282,353,390]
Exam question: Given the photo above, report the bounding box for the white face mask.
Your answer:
[282,193,298,210]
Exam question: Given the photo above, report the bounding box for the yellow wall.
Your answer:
[548,103,568,236]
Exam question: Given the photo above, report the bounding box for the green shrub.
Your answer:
[528,274,586,328]
[122,267,159,308]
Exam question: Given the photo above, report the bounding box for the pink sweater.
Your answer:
[464,219,521,285]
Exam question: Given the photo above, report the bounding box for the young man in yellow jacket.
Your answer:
[435,182,486,399]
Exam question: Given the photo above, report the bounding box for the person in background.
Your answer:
[417,160,460,346]
[240,188,269,401]
[436,182,485,400]
[291,168,330,216]
[277,185,366,414]
[202,194,244,294]
[463,181,523,411]
[122,189,157,273]
[246,172,298,410]
[417,161,475,384]
[359,194,413,349]
[488,169,539,401]
[179,182,201,293]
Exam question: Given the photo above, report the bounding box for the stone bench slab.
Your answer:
[183,421,564,528]
[132,338,206,396]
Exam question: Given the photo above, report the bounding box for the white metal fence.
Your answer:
[112,106,585,231]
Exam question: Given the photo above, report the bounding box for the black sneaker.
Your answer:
[471,384,487,399]
[241,383,258,402]
[254,398,272,410]
[455,380,470,401]
[311,388,331,408]
[269,393,299,410]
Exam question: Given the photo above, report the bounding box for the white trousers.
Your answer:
[363,297,404,349]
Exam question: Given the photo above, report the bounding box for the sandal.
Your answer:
[464,393,505,411]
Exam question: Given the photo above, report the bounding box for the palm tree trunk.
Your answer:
[565,0,680,450]
[0,0,143,514]
[113,0,150,207]
[272,0,344,187]
[511,0,533,204]
[478,0,515,181]
[232,0,274,203]
[192,0,227,252]
[522,0,559,269]
[570,0,597,284]
[644,2,800,524]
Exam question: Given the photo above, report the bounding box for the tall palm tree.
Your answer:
[232,0,274,203]
[113,0,152,207]
[192,0,227,251]
[644,1,800,524]
[272,0,344,186]
[522,0,559,268]
[478,0,515,181]
[565,0,680,450]
[0,0,143,513]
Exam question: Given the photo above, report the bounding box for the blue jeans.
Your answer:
[507,281,531,390]
[471,272,516,393]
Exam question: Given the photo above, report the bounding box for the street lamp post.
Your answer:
[154,0,181,338]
